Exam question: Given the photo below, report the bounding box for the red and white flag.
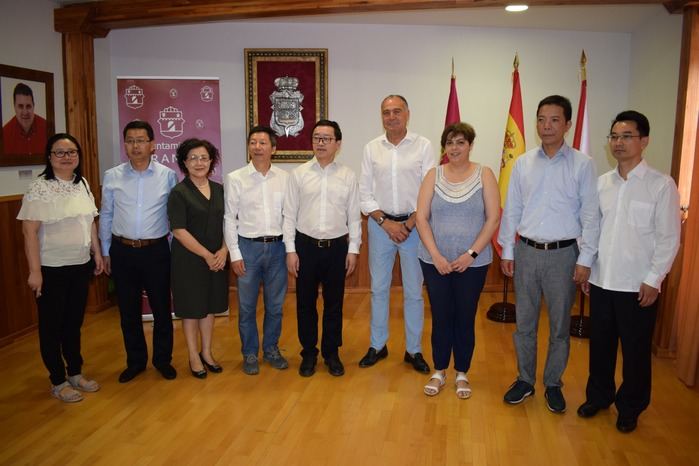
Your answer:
[573,51,590,155]
[441,59,461,164]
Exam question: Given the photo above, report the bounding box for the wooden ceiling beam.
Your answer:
[56,0,681,35]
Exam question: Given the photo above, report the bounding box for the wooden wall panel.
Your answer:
[0,196,38,347]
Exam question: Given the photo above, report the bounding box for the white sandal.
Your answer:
[51,381,83,403]
[424,372,446,396]
[455,373,472,399]
[68,374,100,392]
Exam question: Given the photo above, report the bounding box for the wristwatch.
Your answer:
[467,249,478,258]
[376,215,385,226]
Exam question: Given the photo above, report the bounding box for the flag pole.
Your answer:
[487,53,522,324]
[570,49,590,338]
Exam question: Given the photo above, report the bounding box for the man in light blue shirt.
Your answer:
[100,120,178,383]
[497,95,599,413]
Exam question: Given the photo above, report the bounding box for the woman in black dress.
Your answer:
[168,139,229,378]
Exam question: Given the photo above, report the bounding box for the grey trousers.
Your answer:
[513,240,578,387]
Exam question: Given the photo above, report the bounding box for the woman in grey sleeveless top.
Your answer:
[415,122,500,399]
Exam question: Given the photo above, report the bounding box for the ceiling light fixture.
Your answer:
[505,5,529,12]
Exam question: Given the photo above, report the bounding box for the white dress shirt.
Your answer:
[497,143,600,266]
[224,162,288,262]
[589,159,680,291]
[359,131,435,216]
[283,158,361,254]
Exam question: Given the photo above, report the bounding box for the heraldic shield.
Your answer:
[270,76,304,137]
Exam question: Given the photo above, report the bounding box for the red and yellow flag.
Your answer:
[440,59,461,165]
[493,54,526,257]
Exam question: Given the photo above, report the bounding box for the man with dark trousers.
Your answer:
[284,120,361,377]
[100,120,178,383]
[578,110,680,433]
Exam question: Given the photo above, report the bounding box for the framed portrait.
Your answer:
[0,64,55,166]
[245,48,328,162]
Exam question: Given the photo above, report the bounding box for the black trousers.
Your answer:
[37,260,92,385]
[586,284,657,419]
[295,234,348,360]
[110,239,173,369]
[420,261,488,372]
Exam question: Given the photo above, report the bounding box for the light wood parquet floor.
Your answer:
[1,290,698,466]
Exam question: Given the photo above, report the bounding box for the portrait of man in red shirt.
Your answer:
[2,82,47,156]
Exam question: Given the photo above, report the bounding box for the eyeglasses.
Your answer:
[125,138,151,146]
[51,149,79,158]
[312,136,335,145]
[607,134,642,143]
[445,139,468,148]
[187,155,211,162]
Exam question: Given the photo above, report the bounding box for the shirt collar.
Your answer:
[310,157,336,171]
[616,158,648,181]
[127,159,155,174]
[537,141,570,160]
[247,161,275,178]
[380,130,416,148]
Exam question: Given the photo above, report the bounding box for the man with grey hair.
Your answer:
[358,94,435,373]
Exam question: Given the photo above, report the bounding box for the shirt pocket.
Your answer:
[627,200,654,228]
[327,180,349,207]
[273,191,284,211]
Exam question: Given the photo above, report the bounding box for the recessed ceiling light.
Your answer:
[506,5,529,12]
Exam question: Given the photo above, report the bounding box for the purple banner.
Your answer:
[117,77,222,182]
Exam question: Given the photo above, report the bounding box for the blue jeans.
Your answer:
[368,218,424,354]
[236,237,287,356]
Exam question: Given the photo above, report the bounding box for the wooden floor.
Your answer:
[1,291,698,466]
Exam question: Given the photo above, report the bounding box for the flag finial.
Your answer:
[451,57,455,78]
[580,50,587,81]
[514,53,519,70]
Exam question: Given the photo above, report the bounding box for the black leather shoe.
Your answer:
[118,366,145,383]
[577,401,602,418]
[404,352,430,374]
[324,356,345,377]
[299,357,317,377]
[358,346,388,368]
[616,415,638,433]
[155,363,177,380]
[190,362,207,379]
[199,353,223,373]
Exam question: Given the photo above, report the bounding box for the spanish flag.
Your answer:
[493,54,526,257]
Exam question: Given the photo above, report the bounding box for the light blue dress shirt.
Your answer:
[99,160,178,256]
[497,143,600,267]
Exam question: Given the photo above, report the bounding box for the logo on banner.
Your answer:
[157,106,186,139]
[169,88,178,98]
[200,86,214,102]
[269,76,304,137]
[195,119,205,129]
[124,85,145,109]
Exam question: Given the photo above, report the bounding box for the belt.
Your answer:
[384,213,411,222]
[521,236,576,250]
[296,231,348,249]
[246,235,283,243]
[112,234,167,248]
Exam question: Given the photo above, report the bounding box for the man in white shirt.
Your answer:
[577,110,680,433]
[358,95,435,373]
[284,120,361,377]
[224,126,289,376]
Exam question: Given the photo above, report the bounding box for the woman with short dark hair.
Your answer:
[18,133,104,402]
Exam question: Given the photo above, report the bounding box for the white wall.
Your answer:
[0,0,65,195]
[628,12,683,174]
[101,19,642,181]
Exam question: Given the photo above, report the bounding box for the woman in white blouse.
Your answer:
[18,133,104,403]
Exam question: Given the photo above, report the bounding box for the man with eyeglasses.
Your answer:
[498,95,600,413]
[577,110,680,433]
[358,95,435,373]
[100,120,178,383]
[224,125,289,375]
[283,120,361,377]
